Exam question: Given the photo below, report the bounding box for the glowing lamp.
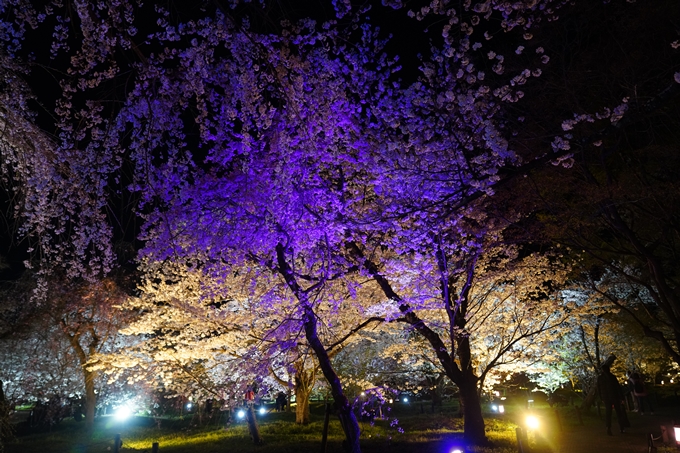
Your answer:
[259,407,266,415]
[674,424,680,446]
[237,409,246,419]
[186,402,193,410]
[114,403,133,421]
[448,442,466,453]
[403,397,409,403]
[526,415,540,430]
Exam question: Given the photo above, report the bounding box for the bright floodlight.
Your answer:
[674,425,680,445]
[450,449,464,453]
[186,402,193,410]
[403,397,409,403]
[526,415,540,430]
[498,405,505,414]
[114,403,133,421]
[491,404,498,412]
[259,407,266,415]
[237,409,246,419]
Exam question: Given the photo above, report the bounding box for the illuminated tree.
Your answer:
[1,0,678,450]
[0,274,130,429]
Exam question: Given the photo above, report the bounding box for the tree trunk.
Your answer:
[294,374,312,424]
[65,332,98,431]
[276,244,361,452]
[293,360,315,424]
[83,368,97,431]
[457,375,487,445]
[295,391,310,424]
[302,306,361,452]
[429,374,445,411]
[246,405,263,445]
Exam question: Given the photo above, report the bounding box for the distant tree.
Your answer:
[512,0,680,367]
[0,274,130,429]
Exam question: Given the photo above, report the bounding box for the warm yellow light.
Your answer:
[526,415,540,430]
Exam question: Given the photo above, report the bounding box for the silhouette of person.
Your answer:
[597,363,630,435]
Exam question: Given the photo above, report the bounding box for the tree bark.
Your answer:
[246,405,263,445]
[83,368,97,431]
[66,331,98,431]
[294,364,314,424]
[457,372,486,445]
[276,244,361,452]
[302,306,361,453]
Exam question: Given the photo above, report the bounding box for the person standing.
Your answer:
[598,363,630,435]
[630,371,654,415]
[626,370,640,412]
[275,392,287,412]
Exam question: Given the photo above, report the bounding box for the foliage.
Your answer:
[1,0,679,449]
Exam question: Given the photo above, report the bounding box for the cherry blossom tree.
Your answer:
[350,207,572,443]
[1,0,678,450]
[0,273,130,429]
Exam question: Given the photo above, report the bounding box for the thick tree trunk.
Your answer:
[66,331,98,431]
[83,368,97,431]
[294,369,313,424]
[295,390,310,424]
[457,375,486,445]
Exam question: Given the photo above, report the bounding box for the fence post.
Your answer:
[516,427,526,453]
[320,403,331,453]
[152,441,159,453]
[113,434,122,453]
[648,433,657,453]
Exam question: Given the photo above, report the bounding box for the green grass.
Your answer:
[1,401,573,453]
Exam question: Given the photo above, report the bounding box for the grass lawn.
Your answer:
[1,398,587,453]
